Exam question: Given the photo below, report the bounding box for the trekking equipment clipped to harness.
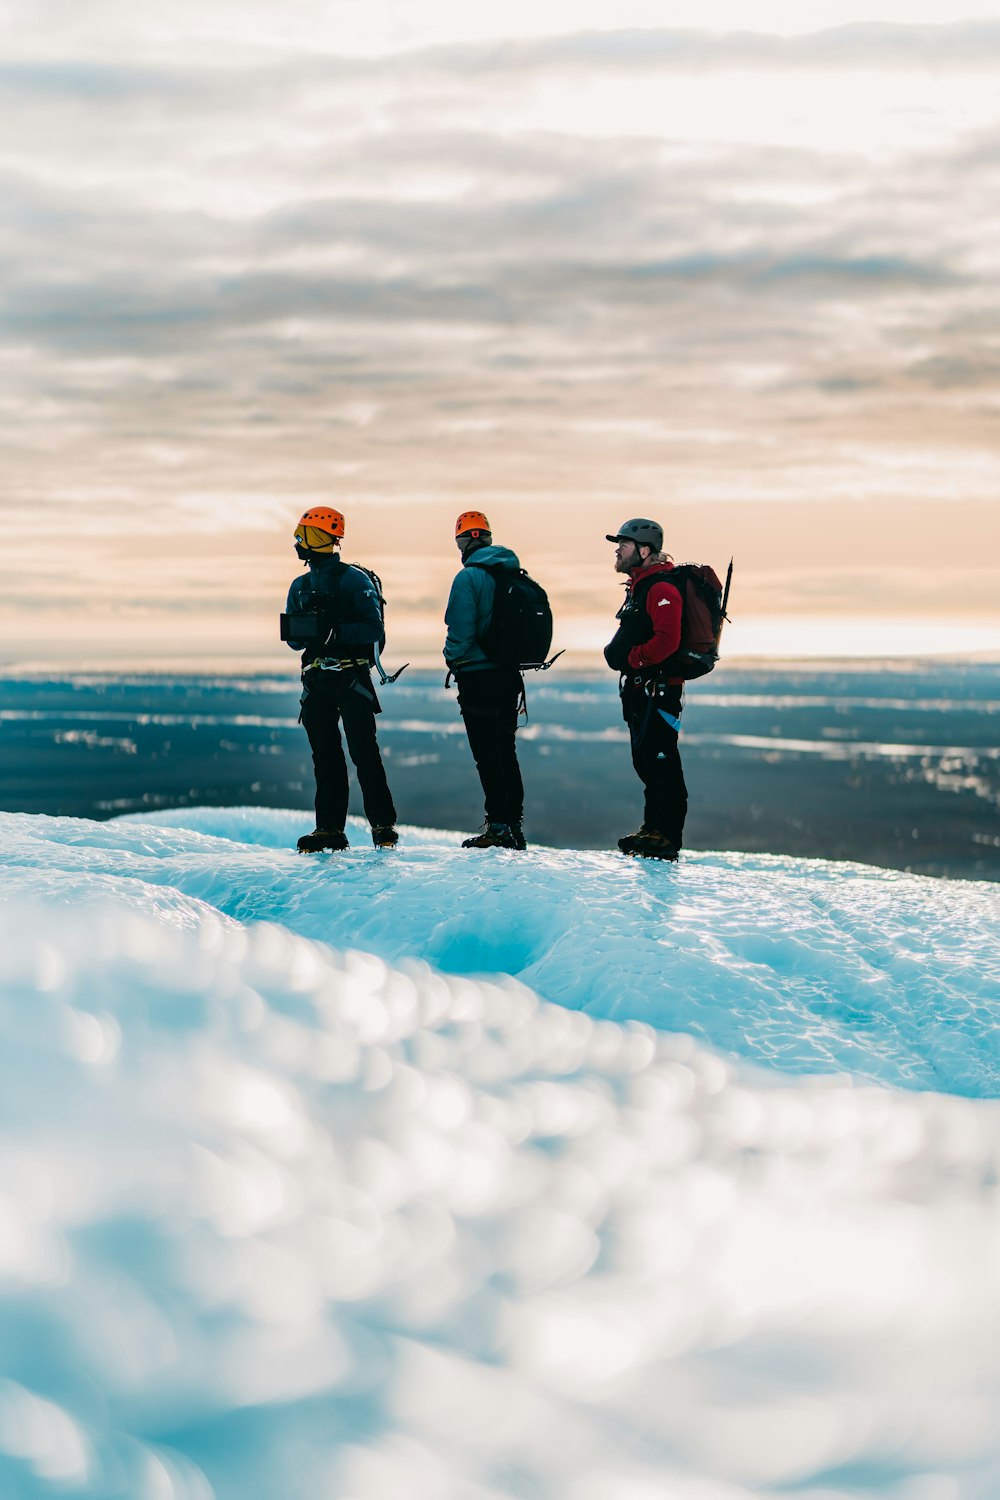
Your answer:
[479,565,561,672]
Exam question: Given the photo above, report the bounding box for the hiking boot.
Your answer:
[461,821,519,850]
[623,829,679,861]
[617,825,654,854]
[296,828,350,853]
[371,825,399,848]
[509,820,527,851]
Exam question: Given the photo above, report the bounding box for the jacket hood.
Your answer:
[464,544,520,571]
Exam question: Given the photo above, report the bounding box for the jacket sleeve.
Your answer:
[334,569,383,647]
[444,568,491,666]
[627,581,683,669]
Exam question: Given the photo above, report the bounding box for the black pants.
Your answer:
[300,669,396,832]
[455,667,524,827]
[623,683,688,848]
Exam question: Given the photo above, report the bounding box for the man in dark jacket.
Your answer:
[283,506,398,852]
[444,510,526,850]
[604,518,687,861]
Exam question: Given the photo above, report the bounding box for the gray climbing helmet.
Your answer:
[605,518,663,552]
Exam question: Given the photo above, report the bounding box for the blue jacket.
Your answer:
[443,544,521,671]
[285,555,382,663]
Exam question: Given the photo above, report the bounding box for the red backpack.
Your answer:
[628,561,732,680]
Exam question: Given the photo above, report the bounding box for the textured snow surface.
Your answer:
[1,809,999,1500]
[19,805,1000,1094]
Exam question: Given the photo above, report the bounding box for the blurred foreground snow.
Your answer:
[1,809,999,1499]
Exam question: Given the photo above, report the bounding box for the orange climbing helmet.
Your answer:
[294,506,345,552]
[455,510,491,539]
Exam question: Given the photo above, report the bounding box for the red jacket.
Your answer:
[626,562,683,673]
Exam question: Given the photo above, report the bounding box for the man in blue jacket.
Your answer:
[284,506,398,852]
[444,510,527,850]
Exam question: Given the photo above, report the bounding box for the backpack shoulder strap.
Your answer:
[305,563,350,604]
[469,562,507,608]
[630,568,687,608]
[348,562,382,595]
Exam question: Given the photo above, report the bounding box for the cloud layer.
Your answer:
[1,7,998,657]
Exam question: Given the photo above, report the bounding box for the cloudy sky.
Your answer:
[2,0,999,666]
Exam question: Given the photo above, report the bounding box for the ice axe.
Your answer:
[535,649,565,671]
[373,641,408,685]
[713,558,734,655]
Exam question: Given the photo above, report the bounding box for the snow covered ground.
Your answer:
[1,808,999,1499]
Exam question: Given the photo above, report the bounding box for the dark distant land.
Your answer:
[0,663,997,882]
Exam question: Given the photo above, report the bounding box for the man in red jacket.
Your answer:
[604,518,688,861]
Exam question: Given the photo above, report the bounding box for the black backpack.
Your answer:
[479,566,554,670]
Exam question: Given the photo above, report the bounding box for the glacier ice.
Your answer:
[12,805,1000,1094]
[0,808,999,1499]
